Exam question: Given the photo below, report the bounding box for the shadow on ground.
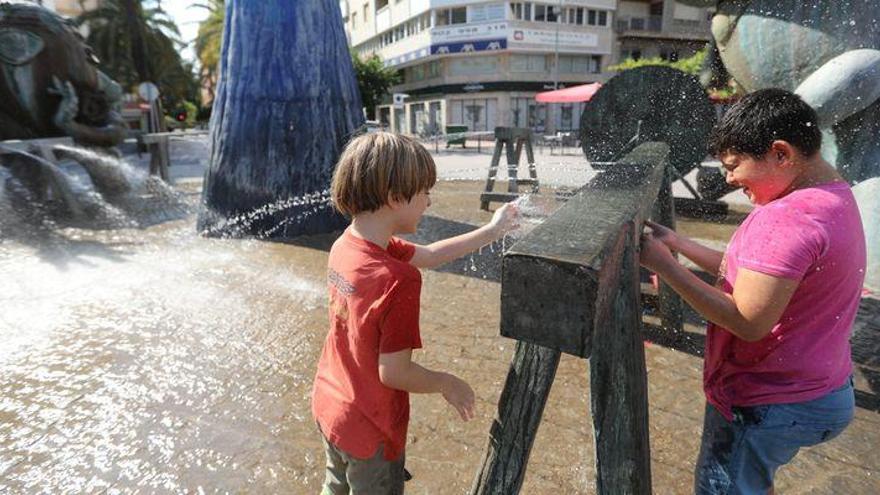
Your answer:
[284,215,505,282]
[284,216,880,414]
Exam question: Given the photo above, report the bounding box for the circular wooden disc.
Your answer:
[580,66,716,175]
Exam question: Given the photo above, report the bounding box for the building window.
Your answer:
[566,7,584,25]
[590,55,602,73]
[582,9,608,27]
[449,56,499,76]
[363,3,368,21]
[351,11,357,28]
[510,2,524,20]
[428,60,441,78]
[534,4,546,22]
[376,0,388,9]
[510,54,547,72]
[546,5,560,22]
[436,7,467,26]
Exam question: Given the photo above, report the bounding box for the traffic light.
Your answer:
[174,108,187,122]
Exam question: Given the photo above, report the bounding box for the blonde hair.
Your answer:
[331,132,437,216]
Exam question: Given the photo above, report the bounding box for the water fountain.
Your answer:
[1,1,878,493]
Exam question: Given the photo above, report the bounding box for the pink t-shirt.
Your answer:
[705,181,866,420]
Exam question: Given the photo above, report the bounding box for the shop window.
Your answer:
[534,4,546,22]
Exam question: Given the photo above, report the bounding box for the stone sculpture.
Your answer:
[681,0,880,182]
[0,2,126,147]
[680,0,880,291]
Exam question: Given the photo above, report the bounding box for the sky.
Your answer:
[162,0,212,64]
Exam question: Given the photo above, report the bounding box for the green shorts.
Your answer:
[319,430,406,495]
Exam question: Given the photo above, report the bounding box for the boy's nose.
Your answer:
[725,171,736,185]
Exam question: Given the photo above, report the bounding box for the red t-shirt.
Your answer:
[312,229,422,461]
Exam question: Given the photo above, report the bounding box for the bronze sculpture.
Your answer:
[0,2,126,147]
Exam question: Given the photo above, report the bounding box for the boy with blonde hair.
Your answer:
[312,132,518,494]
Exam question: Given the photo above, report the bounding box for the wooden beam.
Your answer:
[469,342,561,495]
[652,171,684,335]
[500,142,670,358]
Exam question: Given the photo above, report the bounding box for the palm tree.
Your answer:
[191,0,225,105]
[77,0,183,87]
[78,0,199,123]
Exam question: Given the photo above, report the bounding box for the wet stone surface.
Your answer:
[0,179,878,493]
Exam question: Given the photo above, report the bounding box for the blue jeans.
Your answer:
[694,377,854,495]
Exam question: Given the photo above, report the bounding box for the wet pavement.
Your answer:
[0,142,878,493]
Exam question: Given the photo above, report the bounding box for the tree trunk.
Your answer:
[198,0,363,238]
[121,0,151,83]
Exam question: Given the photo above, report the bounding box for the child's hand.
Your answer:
[489,202,520,235]
[441,374,475,421]
[644,220,679,251]
[639,230,676,273]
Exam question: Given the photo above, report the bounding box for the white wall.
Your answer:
[674,2,705,21]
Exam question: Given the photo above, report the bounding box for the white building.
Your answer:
[342,0,712,136]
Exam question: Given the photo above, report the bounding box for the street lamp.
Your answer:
[552,0,563,134]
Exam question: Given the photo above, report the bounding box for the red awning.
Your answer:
[535,82,602,103]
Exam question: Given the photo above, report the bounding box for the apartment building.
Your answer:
[342,0,712,135]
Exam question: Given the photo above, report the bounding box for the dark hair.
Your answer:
[708,88,821,158]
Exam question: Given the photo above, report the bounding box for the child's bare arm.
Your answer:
[379,349,475,421]
[409,202,519,269]
[645,220,724,274]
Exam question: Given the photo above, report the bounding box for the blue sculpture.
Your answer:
[197,0,364,238]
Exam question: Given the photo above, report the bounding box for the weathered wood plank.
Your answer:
[589,223,652,494]
[500,142,670,358]
[469,342,561,495]
[652,171,684,335]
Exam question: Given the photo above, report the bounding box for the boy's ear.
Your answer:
[769,140,797,166]
[387,193,403,210]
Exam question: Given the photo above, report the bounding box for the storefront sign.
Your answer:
[385,47,431,67]
[509,28,599,49]
[431,38,507,55]
[430,22,508,44]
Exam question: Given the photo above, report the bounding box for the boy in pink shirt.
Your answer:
[641,89,865,494]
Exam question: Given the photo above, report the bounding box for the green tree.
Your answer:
[77,0,198,110]
[608,47,707,75]
[608,47,740,99]
[192,0,225,106]
[351,51,401,119]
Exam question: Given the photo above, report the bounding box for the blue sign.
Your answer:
[430,38,507,56]
[386,47,431,67]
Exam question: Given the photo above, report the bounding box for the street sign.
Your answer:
[393,93,409,109]
[138,82,160,103]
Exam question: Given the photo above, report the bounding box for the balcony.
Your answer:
[615,15,663,33]
[615,15,711,40]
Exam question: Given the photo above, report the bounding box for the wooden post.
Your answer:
[590,223,652,494]
[473,143,674,494]
[481,140,506,210]
[480,127,539,210]
[148,136,170,181]
[470,342,561,495]
[652,168,684,335]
